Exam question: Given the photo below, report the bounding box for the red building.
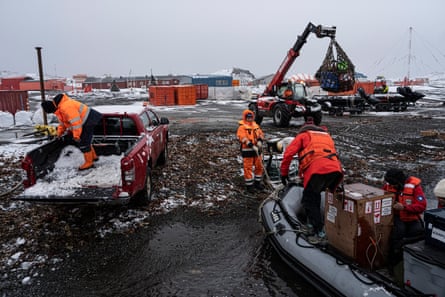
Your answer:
[0,76,33,90]
[19,79,65,91]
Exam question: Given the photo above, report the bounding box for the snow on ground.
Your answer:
[22,146,123,197]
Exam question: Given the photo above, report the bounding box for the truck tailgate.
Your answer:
[14,187,128,205]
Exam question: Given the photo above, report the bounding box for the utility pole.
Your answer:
[35,47,47,125]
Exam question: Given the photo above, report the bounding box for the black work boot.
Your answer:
[245,184,256,194]
[254,180,265,191]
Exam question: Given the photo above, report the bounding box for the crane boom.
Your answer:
[263,22,336,96]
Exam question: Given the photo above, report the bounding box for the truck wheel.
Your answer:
[133,167,152,207]
[157,140,168,166]
[273,104,291,127]
[248,103,263,125]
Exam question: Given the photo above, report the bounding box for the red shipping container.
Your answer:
[149,86,175,106]
[195,84,208,100]
[175,85,196,105]
[0,91,29,114]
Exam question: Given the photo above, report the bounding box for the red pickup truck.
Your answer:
[15,104,169,206]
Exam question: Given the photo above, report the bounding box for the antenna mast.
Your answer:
[407,27,412,84]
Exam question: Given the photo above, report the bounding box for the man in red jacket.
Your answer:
[280,118,343,245]
[383,168,427,271]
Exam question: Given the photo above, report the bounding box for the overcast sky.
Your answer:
[1,0,444,80]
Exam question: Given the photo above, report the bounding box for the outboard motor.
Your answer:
[357,87,369,99]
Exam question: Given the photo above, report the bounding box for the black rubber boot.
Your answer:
[254,180,265,191]
[245,184,256,194]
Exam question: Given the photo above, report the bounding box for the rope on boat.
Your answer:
[366,234,383,271]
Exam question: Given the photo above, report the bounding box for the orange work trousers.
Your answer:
[243,156,263,185]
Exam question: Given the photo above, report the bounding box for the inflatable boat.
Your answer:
[259,183,444,297]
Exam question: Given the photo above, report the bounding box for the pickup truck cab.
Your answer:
[15,104,169,206]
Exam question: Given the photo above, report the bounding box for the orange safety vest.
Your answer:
[385,176,422,221]
[298,130,338,173]
[54,94,90,139]
[284,89,293,98]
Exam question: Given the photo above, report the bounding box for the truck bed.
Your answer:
[15,136,142,204]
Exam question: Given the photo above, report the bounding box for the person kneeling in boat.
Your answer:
[41,93,102,170]
[280,117,343,245]
[383,168,427,273]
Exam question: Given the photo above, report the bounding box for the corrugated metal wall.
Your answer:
[0,91,29,114]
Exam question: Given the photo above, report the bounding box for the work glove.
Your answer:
[252,145,259,154]
[58,131,72,141]
[247,142,253,148]
[281,175,289,185]
[393,202,404,211]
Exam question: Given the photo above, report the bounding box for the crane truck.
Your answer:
[248,22,336,127]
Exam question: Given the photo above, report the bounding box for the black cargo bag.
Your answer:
[316,39,355,92]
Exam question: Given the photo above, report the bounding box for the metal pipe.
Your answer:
[35,46,47,125]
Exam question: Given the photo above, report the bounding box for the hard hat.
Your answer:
[434,179,445,198]
[277,141,283,152]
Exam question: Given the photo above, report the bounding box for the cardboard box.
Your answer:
[424,208,445,249]
[324,183,394,269]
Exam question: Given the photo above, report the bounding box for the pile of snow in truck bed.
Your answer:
[22,145,122,197]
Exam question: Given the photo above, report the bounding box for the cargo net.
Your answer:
[315,39,355,92]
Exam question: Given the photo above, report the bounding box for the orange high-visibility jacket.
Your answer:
[54,94,90,139]
[237,110,264,156]
[281,127,342,187]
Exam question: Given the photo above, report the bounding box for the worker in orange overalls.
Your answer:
[280,117,343,245]
[237,109,265,194]
[41,93,102,170]
[383,168,427,272]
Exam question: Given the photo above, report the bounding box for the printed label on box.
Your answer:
[374,200,381,212]
[382,197,392,207]
[326,205,337,223]
[380,198,393,216]
[374,212,381,224]
[328,204,337,216]
[343,199,354,213]
[431,227,445,243]
[365,201,372,214]
[327,192,334,204]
